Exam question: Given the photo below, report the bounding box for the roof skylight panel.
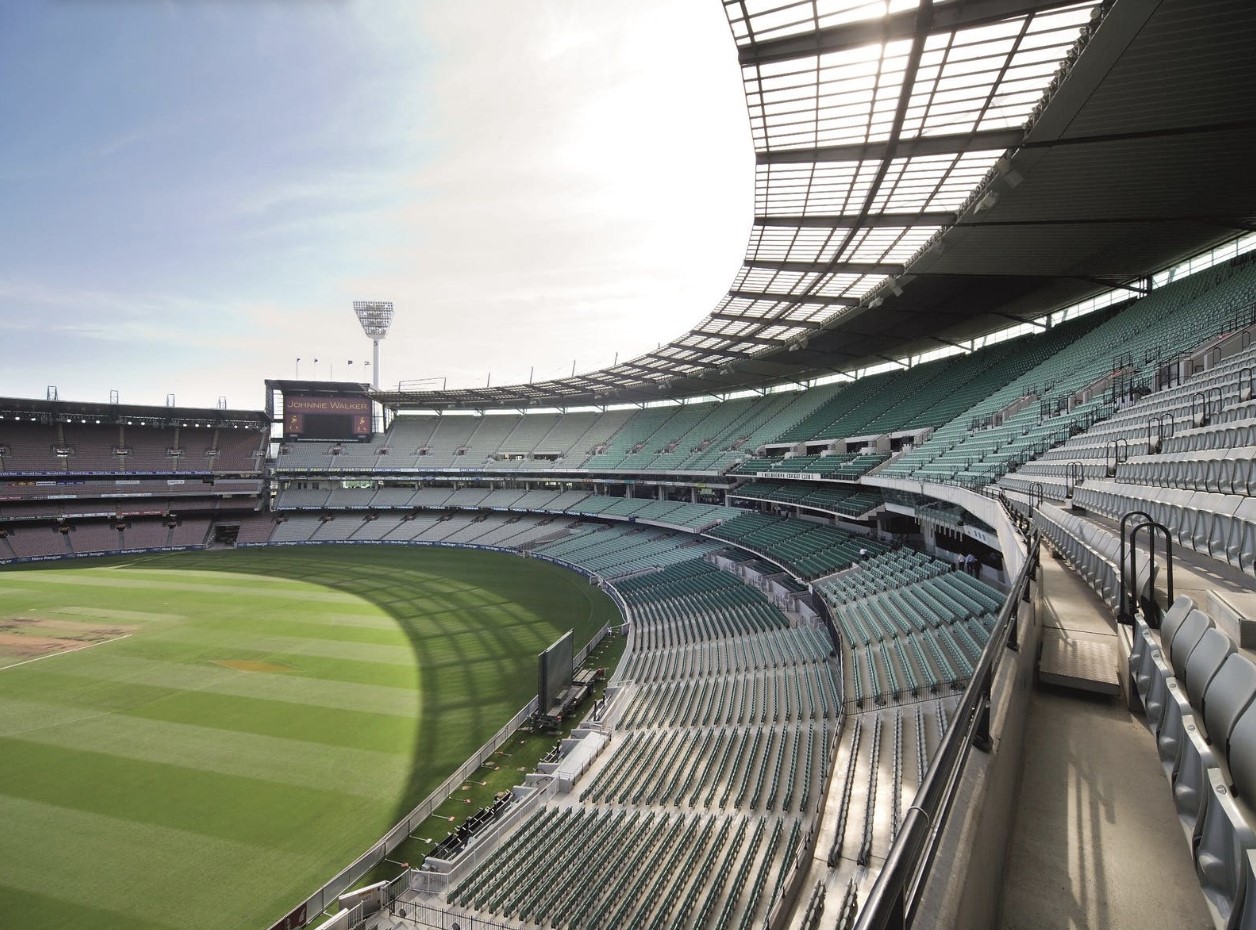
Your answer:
[877,228,941,265]
[756,166,870,215]
[730,0,917,47]
[757,163,878,216]
[759,321,806,341]
[717,293,762,315]
[734,2,817,43]
[813,272,871,296]
[745,226,839,263]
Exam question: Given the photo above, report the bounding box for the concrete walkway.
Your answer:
[998,552,1213,930]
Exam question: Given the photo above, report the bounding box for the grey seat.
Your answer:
[1229,701,1256,806]
[1143,608,1214,730]
[1234,849,1256,930]
[1204,654,1256,759]
[1186,629,1238,709]
[1131,595,1194,708]
[1170,718,1220,836]
[1196,704,1256,925]
[1158,629,1236,771]
[1169,608,1216,682]
[1159,595,1197,656]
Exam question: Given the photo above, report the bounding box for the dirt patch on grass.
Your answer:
[211,659,297,673]
[0,617,134,662]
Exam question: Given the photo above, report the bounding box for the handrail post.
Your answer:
[1190,391,1208,427]
[1118,510,1153,624]
[1208,385,1224,422]
[1130,518,1174,625]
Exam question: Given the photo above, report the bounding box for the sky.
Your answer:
[0,0,751,410]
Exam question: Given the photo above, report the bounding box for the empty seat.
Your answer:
[1131,595,1194,706]
[1195,702,1256,924]
[1158,629,1235,770]
[1205,655,1256,761]
[1169,609,1216,682]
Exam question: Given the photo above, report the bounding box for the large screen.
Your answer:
[538,630,574,713]
[283,394,372,441]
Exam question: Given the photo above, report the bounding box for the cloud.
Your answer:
[333,0,753,390]
[0,0,755,405]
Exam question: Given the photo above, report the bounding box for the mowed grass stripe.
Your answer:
[134,627,419,665]
[152,610,432,644]
[7,570,363,602]
[0,737,389,847]
[0,885,184,930]
[120,684,418,753]
[3,666,417,751]
[0,793,329,930]
[52,605,185,623]
[0,545,620,930]
[7,704,409,797]
[44,653,420,717]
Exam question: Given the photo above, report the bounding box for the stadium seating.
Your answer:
[449,556,837,930]
[1123,594,1256,927]
[731,481,884,519]
[532,524,721,578]
[708,513,888,579]
[884,261,1256,486]
[0,421,266,476]
[817,551,1001,706]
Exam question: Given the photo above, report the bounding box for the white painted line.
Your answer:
[0,633,132,671]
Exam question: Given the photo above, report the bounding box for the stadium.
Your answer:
[2,1,1256,929]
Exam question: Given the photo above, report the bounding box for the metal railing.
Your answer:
[290,621,612,929]
[853,529,1040,930]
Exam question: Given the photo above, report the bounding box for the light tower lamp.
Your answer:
[352,301,394,389]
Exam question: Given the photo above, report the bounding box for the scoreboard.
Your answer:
[283,394,372,440]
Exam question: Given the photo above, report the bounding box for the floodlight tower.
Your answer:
[352,301,394,389]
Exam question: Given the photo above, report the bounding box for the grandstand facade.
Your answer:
[4,1,1256,928]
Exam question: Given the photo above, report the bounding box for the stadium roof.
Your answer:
[378,0,1256,411]
[0,396,268,427]
[265,380,373,398]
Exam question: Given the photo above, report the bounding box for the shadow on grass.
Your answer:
[68,545,622,845]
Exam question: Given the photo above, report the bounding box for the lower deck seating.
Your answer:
[532,524,721,578]
[445,555,836,930]
[708,513,889,579]
[1128,595,1256,927]
[817,553,1004,707]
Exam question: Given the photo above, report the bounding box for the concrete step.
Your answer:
[1038,627,1121,695]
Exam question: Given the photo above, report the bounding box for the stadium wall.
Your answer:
[0,543,202,565]
[911,558,1043,929]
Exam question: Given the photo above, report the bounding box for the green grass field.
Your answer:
[0,545,618,930]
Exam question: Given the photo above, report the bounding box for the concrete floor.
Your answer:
[998,555,1214,930]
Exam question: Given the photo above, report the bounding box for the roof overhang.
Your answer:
[382,0,1256,411]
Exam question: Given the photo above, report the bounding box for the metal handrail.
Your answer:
[1190,388,1222,427]
[1104,438,1128,477]
[1117,510,1154,624]
[1065,462,1085,499]
[1129,519,1174,626]
[853,530,1041,930]
[1148,412,1174,454]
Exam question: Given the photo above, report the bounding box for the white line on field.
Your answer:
[0,633,132,671]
